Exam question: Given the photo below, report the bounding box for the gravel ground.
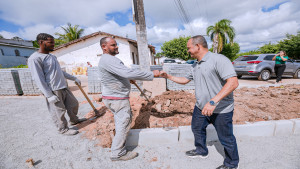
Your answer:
[0,97,300,169]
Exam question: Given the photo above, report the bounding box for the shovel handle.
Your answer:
[131,81,150,102]
[75,82,97,112]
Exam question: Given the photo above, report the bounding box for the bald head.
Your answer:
[100,37,113,48]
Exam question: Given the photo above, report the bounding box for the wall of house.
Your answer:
[0,45,37,68]
[0,45,36,58]
[52,35,135,72]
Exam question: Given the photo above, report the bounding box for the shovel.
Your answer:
[75,82,103,120]
[131,80,152,102]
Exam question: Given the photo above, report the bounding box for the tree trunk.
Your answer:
[213,34,218,53]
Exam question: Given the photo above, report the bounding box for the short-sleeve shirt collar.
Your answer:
[195,51,211,64]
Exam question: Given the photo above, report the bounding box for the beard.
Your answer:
[109,48,119,56]
[44,44,54,52]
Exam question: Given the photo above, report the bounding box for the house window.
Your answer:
[0,49,4,56]
[15,49,20,56]
[132,52,136,64]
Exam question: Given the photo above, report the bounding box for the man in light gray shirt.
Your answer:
[28,33,86,136]
[160,35,239,169]
[98,37,160,161]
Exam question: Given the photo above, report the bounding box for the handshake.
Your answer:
[152,70,168,78]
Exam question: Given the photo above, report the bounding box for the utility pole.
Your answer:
[133,0,150,71]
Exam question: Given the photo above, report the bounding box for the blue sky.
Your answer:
[0,0,299,52]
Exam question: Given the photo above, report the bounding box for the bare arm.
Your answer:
[280,56,288,61]
[160,71,191,84]
[272,54,277,61]
[211,76,239,103]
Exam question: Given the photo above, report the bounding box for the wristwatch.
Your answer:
[209,100,218,106]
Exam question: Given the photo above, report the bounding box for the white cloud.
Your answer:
[0,0,299,52]
[0,31,18,39]
[0,0,131,27]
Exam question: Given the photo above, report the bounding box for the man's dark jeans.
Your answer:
[191,106,239,168]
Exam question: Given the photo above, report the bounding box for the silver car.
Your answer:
[233,54,300,80]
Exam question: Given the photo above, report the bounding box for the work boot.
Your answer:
[110,151,138,161]
[185,149,208,159]
[62,129,79,135]
[70,118,87,125]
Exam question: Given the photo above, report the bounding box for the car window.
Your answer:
[263,55,275,61]
[164,60,175,63]
[234,56,244,61]
[241,56,259,61]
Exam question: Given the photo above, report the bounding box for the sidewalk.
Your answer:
[0,97,300,169]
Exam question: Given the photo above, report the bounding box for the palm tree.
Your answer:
[55,23,84,43]
[207,19,235,53]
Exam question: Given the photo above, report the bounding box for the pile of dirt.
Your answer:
[131,90,196,129]
[78,84,300,147]
[233,84,300,124]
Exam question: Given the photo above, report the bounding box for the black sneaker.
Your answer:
[216,164,239,169]
[185,149,208,159]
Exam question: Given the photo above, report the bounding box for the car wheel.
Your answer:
[293,69,300,79]
[237,75,242,79]
[258,70,271,81]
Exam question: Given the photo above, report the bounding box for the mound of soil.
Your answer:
[78,84,300,147]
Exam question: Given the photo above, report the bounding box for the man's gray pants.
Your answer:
[103,99,132,158]
[46,88,79,133]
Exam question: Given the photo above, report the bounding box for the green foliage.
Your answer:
[55,23,84,45]
[220,42,240,61]
[155,52,164,58]
[259,42,279,54]
[161,36,191,60]
[54,39,67,47]
[11,64,28,68]
[277,31,300,59]
[32,40,40,48]
[0,34,3,39]
[207,19,236,53]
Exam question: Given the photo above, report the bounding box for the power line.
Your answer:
[173,0,195,35]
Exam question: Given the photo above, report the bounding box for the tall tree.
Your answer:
[0,34,3,39]
[207,19,236,53]
[220,42,240,61]
[55,23,84,43]
[161,36,191,61]
[277,31,300,59]
[259,42,279,53]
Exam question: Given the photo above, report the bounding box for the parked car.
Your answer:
[232,54,300,80]
[185,60,197,64]
[163,59,176,63]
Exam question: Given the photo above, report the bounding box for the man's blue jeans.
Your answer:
[191,106,239,168]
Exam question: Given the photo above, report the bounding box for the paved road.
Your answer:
[0,98,299,169]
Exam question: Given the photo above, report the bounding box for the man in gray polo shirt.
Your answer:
[160,35,239,169]
[98,37,160,161]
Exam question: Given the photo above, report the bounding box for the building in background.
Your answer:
[52,31,156,74]
[0,39,37,68]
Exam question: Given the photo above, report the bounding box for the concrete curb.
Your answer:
[126,119,300,146]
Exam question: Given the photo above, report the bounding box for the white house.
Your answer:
[52,31,156,73]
